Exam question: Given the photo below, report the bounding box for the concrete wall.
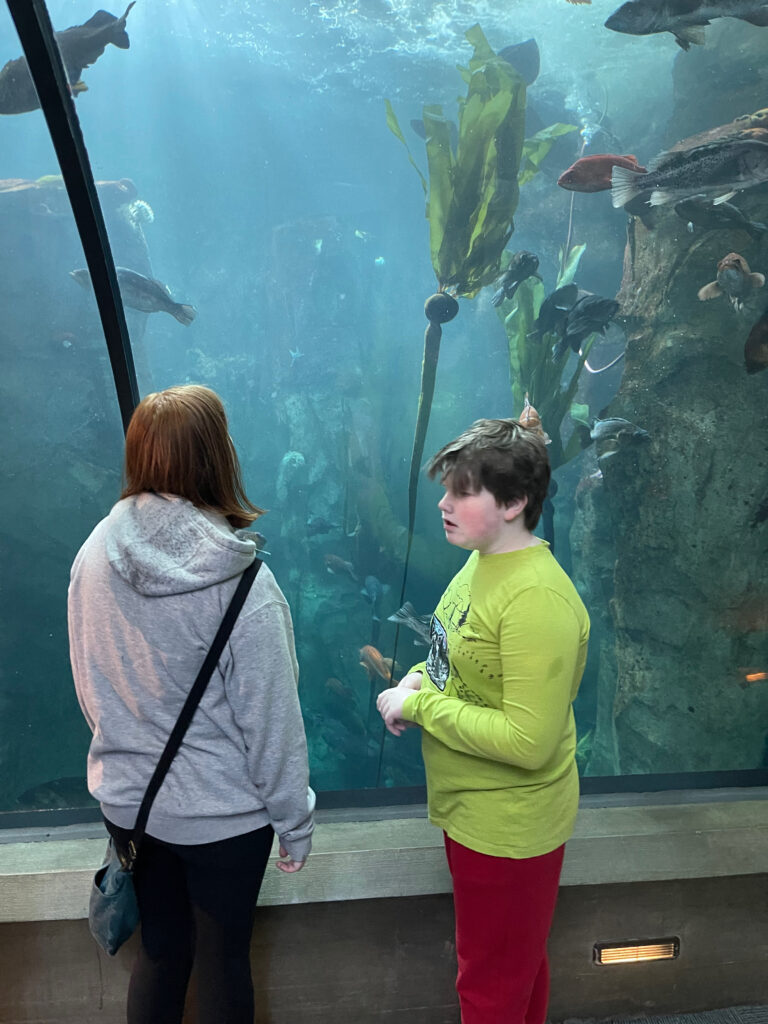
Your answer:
[1,874,767,1023]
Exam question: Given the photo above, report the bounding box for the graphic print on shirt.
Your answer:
[426,614,450,690]
[426,580,472,692]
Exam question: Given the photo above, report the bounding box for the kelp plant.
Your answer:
[385,24,527,587]
[495,243,592,472]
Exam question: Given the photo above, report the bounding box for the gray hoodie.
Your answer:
[68,492,314,862]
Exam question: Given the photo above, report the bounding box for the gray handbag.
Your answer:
[88,558,262,955]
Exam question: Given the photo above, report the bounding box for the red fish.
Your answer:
[558,154,647,193]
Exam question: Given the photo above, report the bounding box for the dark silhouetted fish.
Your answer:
[555,295,620,358]
[0,3,135,115]
[70,266,197,325]
[491,251,541,307]
[605,0,768,51]
[387,601,432,645]
[361,574,390,621]
[498,38,540,85]
[674,195,768,240]
[529,283,580,341]
[590,417,649,443]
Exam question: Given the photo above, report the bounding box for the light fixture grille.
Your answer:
[594,938,680,965]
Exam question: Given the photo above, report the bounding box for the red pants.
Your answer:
[444,835,565,1024]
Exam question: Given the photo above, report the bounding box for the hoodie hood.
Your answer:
[105,492,257,596]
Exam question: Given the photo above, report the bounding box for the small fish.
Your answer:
[529,283,579,340]
[359,644,399,684]
[360,574,390,621]
[674,195,768,241]
[605,0,768,50]
[0,3,135,115]
[555,295,620,358]
[325,677,358,704]
[70,266,197,325]
[611,138,768,208]
[590,417,650,443]
[744,306,768,373]
[558,154,647,193]
[289,347,304,366]
[697,252,765,311]
[387,602,432,645]
[519,393,551,445]
[306,514,337,536]
[497,38,540,85]
[324,553,358,580]
[491,251,542,307]
[738,670,768,689]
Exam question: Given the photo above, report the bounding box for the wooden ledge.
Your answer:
[1,791,767,923]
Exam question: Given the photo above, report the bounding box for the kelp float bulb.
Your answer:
[424,293,459,325]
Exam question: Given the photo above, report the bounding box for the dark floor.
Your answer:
[569,1007,768,1024]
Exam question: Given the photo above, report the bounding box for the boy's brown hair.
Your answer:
[427,418,551,531]
[121,384,264,528]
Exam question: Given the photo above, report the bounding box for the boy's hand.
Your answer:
[377,686,412,736]
[397,671,423,691]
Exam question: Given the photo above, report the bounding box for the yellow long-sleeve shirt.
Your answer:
[402,541,590,858]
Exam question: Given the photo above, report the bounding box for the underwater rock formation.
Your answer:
[571,180,768,775]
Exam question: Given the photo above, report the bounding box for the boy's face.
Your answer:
[438,479,526,554]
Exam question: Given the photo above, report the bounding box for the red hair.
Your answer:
[121,385,264,528]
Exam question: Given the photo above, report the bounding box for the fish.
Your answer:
[324,678,366,735]
[0,3,135,115]
[529,283,580,341]
[555,295,620,358]
[738,670,768,689]
[697,252,765,310]
[491,251,542,307]
[605,0,768,50]
[590,417,650,443]
[497,38,540,85]
[360,574,390,621]
[387,601,432,645]
[306,514,337,536]
[674,195,768,240]
[744,306,768,373]
[324,553,358,580]
[557,154,648,193]
[611,138,768,208]
[70,266,197,325]
[519,393,551,445]
[359,644,400,684]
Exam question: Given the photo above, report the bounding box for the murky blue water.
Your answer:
[1,0,766,814]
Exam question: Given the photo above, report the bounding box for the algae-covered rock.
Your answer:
[572,182,768,774]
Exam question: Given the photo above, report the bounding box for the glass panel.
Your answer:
[0,4,128,815]
[1,1,767,817]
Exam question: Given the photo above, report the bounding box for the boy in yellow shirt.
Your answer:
[377,418,589,1024]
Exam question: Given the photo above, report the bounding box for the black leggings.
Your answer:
[105,817,274,1024]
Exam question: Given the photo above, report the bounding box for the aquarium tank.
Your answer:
[1,0,767,825]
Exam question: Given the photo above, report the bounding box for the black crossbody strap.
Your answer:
[127,558,262,865]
